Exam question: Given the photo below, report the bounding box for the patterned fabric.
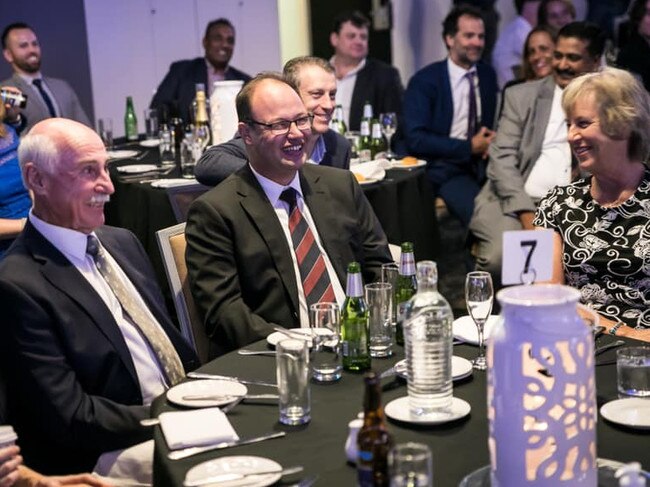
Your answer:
[279,188,335,307]
[533,170,650,328]
[465,71,478,138]
[86,235,185,384]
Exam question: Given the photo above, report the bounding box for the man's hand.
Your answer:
[16,468,113,487]
[518,211,536,230]
[1,86,24,125]
[470,126,495,159]
[0,446,22,487]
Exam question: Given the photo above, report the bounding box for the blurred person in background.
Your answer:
[616,0,650,91]
[538,0,577,34]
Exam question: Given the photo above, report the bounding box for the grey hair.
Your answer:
[17,132,60,184]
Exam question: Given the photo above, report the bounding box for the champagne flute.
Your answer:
[379,112,397,160]
[465,271,493,370]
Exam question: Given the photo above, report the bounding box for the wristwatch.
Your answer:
[609,322,625,335]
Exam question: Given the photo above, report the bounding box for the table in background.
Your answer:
[152,336,649,486]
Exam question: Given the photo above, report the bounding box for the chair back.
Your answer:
[156,223,209,363]
[166,183,210,223]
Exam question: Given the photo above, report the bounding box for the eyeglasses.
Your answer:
[247,114,313,135]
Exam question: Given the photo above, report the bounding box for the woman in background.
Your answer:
[538,0,577,35]
[534,68,650,341]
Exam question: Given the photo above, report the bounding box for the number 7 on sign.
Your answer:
[501,230,554,285]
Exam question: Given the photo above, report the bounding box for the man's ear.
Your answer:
[3,48,14,64]
[23,162,46,195]
[239,122,254,145]
[329,32,339,49]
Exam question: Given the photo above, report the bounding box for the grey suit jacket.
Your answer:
[185,163,391,356]
[470,76,556,229]
[1,74,91,133]
[194,129,351,186]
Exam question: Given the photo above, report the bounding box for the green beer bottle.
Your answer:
[330,105,347,135]
[341,262,370,372]
[358,119,372,162]
[124,96,138,141]
[395,242,417,346]
[369,120,387,159]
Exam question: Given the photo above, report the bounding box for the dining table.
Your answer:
[151,333,649,487]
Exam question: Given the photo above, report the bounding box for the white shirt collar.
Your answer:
[28,211,95,265]
[248,165,303,207]
[330,56,366,79]
[308,135,326,164]
[447,58,476,88]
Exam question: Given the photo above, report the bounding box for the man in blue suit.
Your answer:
[150,18,251,122]
[403,5,498,230]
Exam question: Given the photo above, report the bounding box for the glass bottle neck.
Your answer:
[346,272,363,297]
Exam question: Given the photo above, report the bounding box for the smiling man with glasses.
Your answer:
[185,72,392,356]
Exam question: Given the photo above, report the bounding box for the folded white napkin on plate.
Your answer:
[150,178,197,188]
[350,158,390,181]
[159,407,239,450]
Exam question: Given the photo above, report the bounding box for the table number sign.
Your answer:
[502,229,554,285]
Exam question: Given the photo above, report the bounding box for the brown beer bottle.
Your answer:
[357,370,394,486]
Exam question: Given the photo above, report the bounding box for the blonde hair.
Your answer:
[562,67,650,162]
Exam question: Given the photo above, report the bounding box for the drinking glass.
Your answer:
[381,262,399,326]
[380,112,397,160]
[365,282,393,358]
[465,271,494,370]
[144,108,159,139]
[617,346,650,397]
[276,338,311,425]
[389,442,433,487]
[309,302,342,382]
[97,118,113,149]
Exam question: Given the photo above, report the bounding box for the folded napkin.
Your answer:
[350,158,390,182]
[150,178,197,188]
[159,407,239,450]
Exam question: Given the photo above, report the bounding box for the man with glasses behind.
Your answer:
[185,73,392,357]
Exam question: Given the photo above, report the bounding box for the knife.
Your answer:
[184,465,303,486]
[168,431,286,460]
[181,393,279,401]
[187,371,278,388]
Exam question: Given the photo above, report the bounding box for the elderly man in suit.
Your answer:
[1,23,91,134]
[0,119,198,479]
[194,56,351,186]
[150,18,251,122]
[329,10,404,131]
[469,21,606,287]
[403,5,498,231]
[186,73,392,357]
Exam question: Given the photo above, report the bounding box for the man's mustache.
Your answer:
[555,68,575,77]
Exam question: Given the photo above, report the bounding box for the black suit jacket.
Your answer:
[348,58,404,131]
[194,129,351,186]
[0,223,198,474]
[150,57,251,122]
[185,164,392,356]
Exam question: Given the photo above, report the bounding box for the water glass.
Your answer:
[309,302,342,382]
[180,136,196,178]
[617,346,650,397]
[276,338,311,425]
[144,108,159,139]
[380,112,397,160]
[365,282,393,358]
[159,125,175,167]
[97,118,113,149]
[381,262,399,325]
[389,443,433,487]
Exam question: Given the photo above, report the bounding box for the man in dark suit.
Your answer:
[150,18,251,122]
[194,56,351,186]
[403,5,498,230]
[186,73,391,357]
[329,11,404,131]
[1,22,91,133]
[0,119,198,478]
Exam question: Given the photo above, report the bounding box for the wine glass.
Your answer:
[465,271,494,370]
[379,112,397,160]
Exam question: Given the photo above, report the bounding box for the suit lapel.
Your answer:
[12,74,49,116]
[237,167,301,314]
[24,224,140,388]
[438,64,455,135]
[529,77,556,155]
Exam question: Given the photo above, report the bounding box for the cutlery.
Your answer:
[272,326,312,341]
[185,466,303,486]
[594,340,625,356]
[168,431,286,460]
[140,417,161,427]
[220,395,245,414]
[379,366,397,380]
[187,371,277,388]
[181,393,279,401]
[295,474,320,487]
[184,465,303,486]
[238,349,276,356]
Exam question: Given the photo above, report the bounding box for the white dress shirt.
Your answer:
[249,165,346,327]
[447,58,482,140]
[492,15,533,89]
[332,57,366,128]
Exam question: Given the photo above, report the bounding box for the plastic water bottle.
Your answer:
[402,260,453,417]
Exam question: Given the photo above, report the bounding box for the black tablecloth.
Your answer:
[151,336,649,486]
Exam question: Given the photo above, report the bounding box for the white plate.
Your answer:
[266,328,332,347]
[184,455,282,487]
[140,139,160,147]
[600,398,650,429]
[390,159,427,170]
[394,356,473,381]
[115,164,158,174]
[453,315,500,345]
[358,177,381,185]
[385,396,471,425]
[108,150,140,160]
[166,379,248,408]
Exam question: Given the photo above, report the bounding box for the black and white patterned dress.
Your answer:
[533,169,650,329]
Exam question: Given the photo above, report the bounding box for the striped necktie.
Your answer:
[465,71,478,138]
[280,188,336,307]
[86,235,185,386]
[32,79,57,118]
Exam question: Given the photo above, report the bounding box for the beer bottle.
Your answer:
[358,119,372,162]
[395,242,417,346]
[330,105,347,135]
[124,96,138,141]
[341,262,370,372]
[370,120,387,159]
[362,100,374,126]
[193,86,212,152]
[357,370,393,487]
